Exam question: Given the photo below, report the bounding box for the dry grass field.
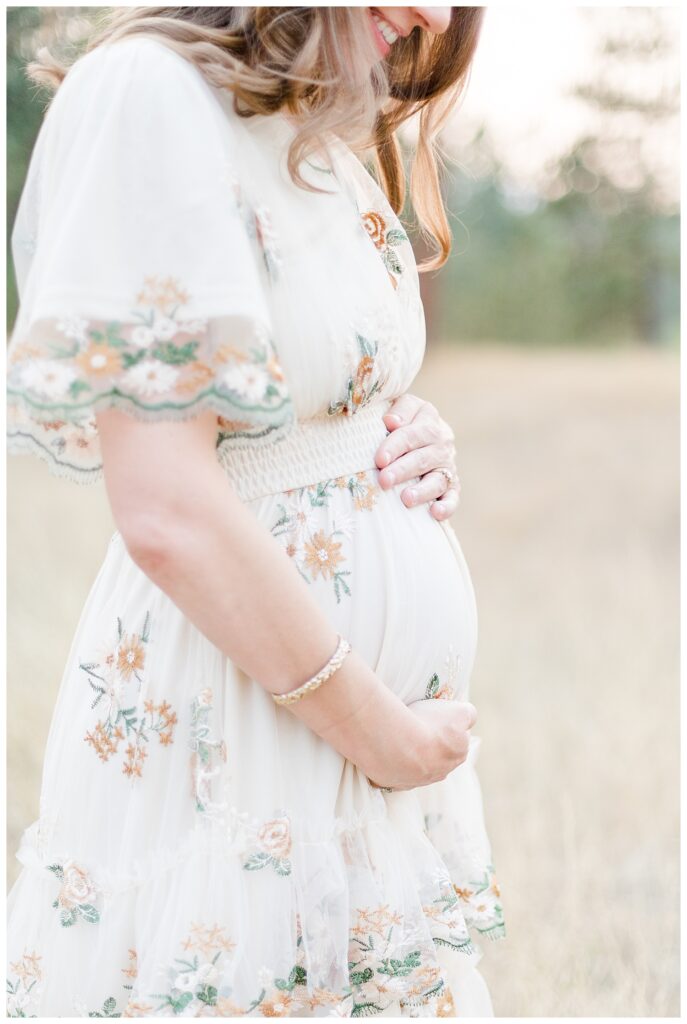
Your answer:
[6,342,680,1016]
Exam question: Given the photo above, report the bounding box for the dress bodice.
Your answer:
[7,34,426,484]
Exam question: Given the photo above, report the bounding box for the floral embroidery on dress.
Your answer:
[150,922,237,1016]
[46,860,100,927]
[453,866,506,940]
[341,904,448,1016]
[328,333,389,417]
[271,471,379,603]
[189,687,228,817]
[243,815,292,877]
[425,646,462,702]
[7,274,291,435]
[81,612,178,779]
[360,210,409,290]
[116,899,471,1018]
[6,949,43,1018]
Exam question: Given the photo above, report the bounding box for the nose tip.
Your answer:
[413,6,452,35]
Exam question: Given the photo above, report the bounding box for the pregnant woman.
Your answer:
[6,6,505,1018]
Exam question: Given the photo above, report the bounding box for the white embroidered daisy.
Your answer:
[20,359,77,399]
[283,493,319,541]
[257,966,274,989]
[56,315,89,343]
[152,315,179,341]
[221,362,271,402]
[466,892,500,925]
[332,510,356,540]
[130,325,157,349]
[125,360,180,397]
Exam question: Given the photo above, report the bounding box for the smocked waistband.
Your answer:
[216,399,394,502]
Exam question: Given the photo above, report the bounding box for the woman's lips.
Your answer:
[368,9,392,58]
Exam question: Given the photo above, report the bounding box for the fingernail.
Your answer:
[378,450,390,467]
[386,414,401,426]
[406,488,417,504]
[384,470,396,486]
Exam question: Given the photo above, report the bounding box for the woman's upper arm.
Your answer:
[94,406,219,554]
[7,36,295,488]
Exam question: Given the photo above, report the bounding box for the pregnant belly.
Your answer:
[255,468,478,706]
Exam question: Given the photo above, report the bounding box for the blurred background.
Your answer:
[6,6,680,1017]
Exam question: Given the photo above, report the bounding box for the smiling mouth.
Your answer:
[369,8,402,57]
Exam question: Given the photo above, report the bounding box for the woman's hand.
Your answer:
[367,698,477,792]
[375,394,460,521]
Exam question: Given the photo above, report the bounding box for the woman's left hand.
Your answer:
[374,394,460,521]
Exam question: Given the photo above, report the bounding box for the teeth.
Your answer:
[373,11,399,45]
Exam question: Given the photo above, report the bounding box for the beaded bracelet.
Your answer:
[271,634,352,706]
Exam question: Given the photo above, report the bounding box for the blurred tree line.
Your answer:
[6,7,680,347]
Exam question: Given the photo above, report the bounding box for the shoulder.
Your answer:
[49,34,226,135]
[66,34,207,92]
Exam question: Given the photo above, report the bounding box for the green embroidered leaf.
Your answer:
[141,610,151,643]
[120,350,147,370]
[349,968,374,986]
[47,863,64,879]
[151,340,199,365]
[272,856,292,877]
[77,903,100,924]
[385,228,409,245]
[382,250,404,276]
[60,909,77,928]
[290,965,307,986]
[103,324,129,349]
[197,984,218,1006]
[88,996,120,1017]
[68,379,91,399]
[243,851,271,871]
[425,673,441,699]
[169,992,194,1013]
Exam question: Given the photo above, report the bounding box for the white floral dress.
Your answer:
[6,35,505,1019]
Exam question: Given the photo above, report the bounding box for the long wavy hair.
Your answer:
[26,6,485,270]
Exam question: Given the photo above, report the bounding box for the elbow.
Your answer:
[118,508,185,579]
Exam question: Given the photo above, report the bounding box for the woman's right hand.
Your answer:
[367,699,477,792]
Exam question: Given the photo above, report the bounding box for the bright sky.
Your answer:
[439,6,680,208]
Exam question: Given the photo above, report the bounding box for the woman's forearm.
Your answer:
[97,408,428,783]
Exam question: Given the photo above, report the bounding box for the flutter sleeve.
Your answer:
[6,35,294,483]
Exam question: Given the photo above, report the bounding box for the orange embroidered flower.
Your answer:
[121,949,138,980]
[454,885,474,901]
[123,742,148,778]
[84,721,125,762]
[361,210,386,249]
[123,1000,156,1017]
[437,987,457,1017]
[117,634,145,680]
[257,817,292,859]
[176,360,214,394]
[9,951,43,983]
[136,274,189,312]
[214,343,249,365]
[303,530,345,580]
[57,861,98,910]
[75,342,122,377]
[266,354,285,381]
